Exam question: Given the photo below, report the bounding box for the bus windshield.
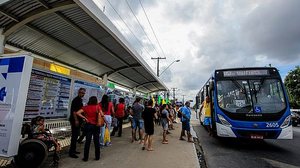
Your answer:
[216,78,286,114]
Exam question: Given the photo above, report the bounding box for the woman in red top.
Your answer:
[77,96,104,161]
[99,94,114,146]
[111,98,125,137]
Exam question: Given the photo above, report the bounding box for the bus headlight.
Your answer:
[280,116,291,128]
[217,114,232,127]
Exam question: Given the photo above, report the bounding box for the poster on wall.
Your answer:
[24,69,71,120]
[0,55,33,157]
[73,80,104,105]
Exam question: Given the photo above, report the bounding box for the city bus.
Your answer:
[196,67,293,139]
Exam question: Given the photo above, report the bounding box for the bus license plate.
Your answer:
[250,135,263,139]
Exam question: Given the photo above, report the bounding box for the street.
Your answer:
[193,123,300,168]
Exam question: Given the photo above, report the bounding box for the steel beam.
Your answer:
[3,0,76,36]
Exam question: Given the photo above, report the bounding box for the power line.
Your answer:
[138,0,167,59]
[106,0,158,68]
[124,0,162,58]
[104,0,157,68]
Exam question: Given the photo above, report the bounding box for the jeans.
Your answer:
[84,123,100,160]
[69,124,80,155]
[111,117,123,136]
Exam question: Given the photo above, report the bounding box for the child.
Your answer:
[161,104,170,144]
[31,116,61,152]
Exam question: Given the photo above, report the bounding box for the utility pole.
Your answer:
[151,57,166,77]
[182,95,185,103]
[171,88,178,103]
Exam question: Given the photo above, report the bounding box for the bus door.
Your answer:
[209,79,217,132]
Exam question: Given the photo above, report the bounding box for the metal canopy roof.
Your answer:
[0,0,168,93]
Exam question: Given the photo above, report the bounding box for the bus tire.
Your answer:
[14,139,48,168]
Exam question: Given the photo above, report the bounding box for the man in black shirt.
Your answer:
[69,88,85,158]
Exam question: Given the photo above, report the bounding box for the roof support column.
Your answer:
[0,28,5,54]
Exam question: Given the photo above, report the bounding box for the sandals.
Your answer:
[162,141,168,144]
[188,140,194,143]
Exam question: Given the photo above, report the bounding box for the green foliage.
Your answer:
[284,66,300,108]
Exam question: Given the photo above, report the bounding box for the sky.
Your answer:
[93,0,300,102]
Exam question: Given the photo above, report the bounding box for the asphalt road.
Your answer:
[193,124,300,168]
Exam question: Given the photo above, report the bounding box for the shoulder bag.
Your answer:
[96,105,105,127]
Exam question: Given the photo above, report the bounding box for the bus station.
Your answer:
[1,1,300,168]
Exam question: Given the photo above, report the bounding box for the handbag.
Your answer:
[104,127,111,144]
[96,106,105,127]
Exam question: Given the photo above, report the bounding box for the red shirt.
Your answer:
[115,103,125,118]
[99,102,113,115]
[82,105,100,125]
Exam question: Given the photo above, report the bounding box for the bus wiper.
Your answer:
[236,105,252,113]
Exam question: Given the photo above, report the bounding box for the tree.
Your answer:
[284,66,300,108]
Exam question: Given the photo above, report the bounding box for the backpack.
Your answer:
[177,111,182,118]
[177,108,182,118]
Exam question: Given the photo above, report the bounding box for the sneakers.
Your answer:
[105,142,112,146]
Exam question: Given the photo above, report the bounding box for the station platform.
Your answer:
[56,121,200,168]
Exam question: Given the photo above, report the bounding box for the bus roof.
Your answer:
[215,67,278,72]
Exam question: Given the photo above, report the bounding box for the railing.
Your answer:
[45,120,72,139]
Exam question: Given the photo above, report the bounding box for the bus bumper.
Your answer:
[216,123,236,137]
[277,125,293,139]
[216,123,293,139]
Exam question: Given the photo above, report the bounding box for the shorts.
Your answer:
[203,117,211,126]
[182,120,190,132]
[132,118,144,130]
[161,119,168,131]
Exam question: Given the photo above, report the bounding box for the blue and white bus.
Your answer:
[196,67,293,139]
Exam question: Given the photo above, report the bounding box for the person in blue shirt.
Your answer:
[179,101,193,142]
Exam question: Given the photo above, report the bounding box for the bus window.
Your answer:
[216,80,252,113]
[251,79,286,113]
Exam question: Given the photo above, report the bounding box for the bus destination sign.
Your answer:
[223,70,269,77]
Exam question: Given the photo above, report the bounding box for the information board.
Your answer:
[24,69,71,120]
[0,55,33,157]
[73,80,104,105]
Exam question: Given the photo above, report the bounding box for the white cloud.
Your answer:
[95,0,300,101]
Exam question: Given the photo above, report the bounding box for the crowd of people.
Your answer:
[67,87,194,162]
